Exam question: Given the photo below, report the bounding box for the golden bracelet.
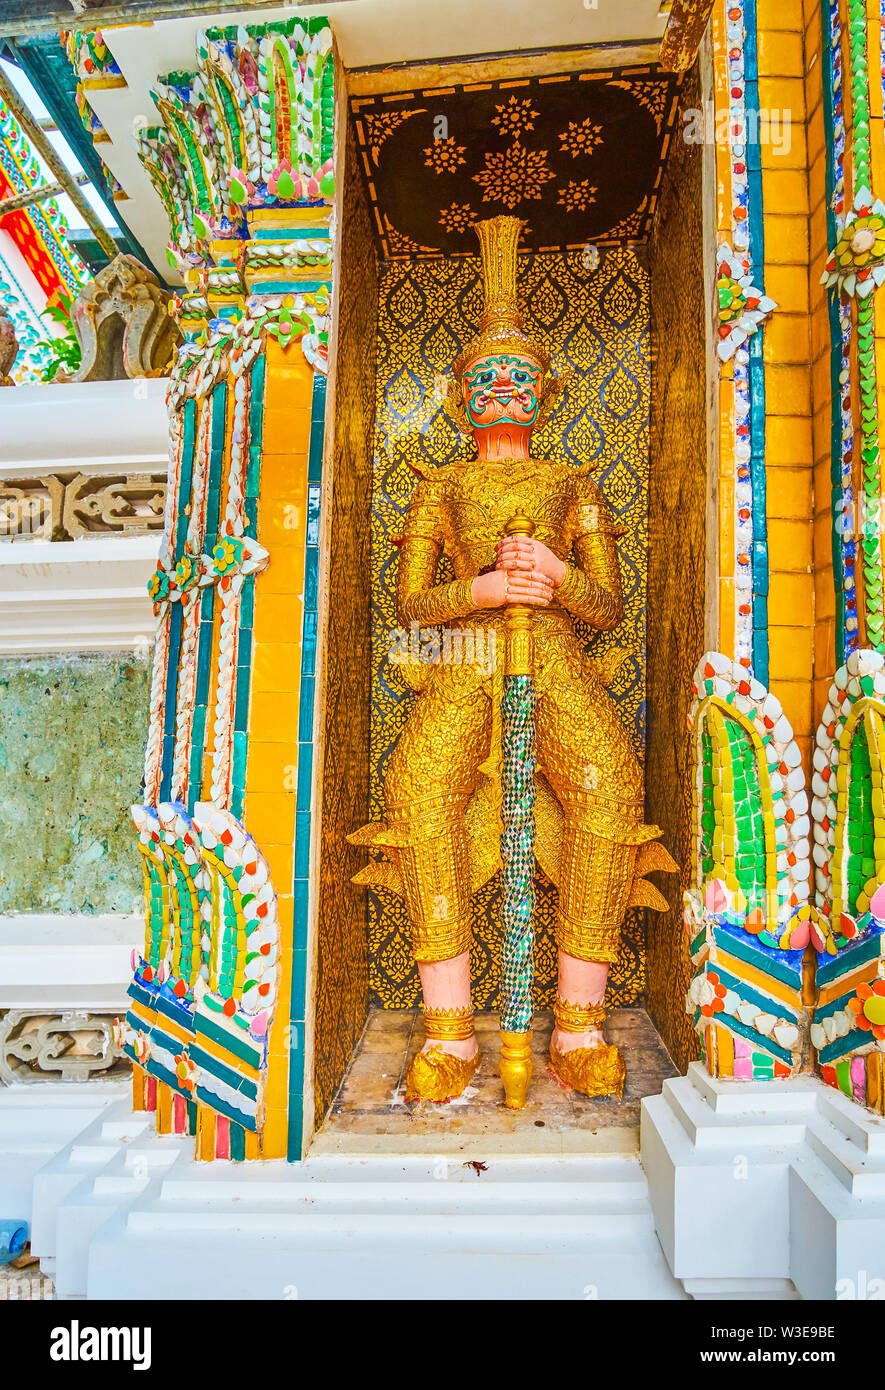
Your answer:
[422,1005,475,1041]
[553,998,606,1033]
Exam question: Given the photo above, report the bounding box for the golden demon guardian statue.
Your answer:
[350,216,676,1105]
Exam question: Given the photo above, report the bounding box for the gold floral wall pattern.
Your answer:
[369,246,651,1010]
[351,67,681,259]
[311,124,378,1127]
[646,64,706,1071]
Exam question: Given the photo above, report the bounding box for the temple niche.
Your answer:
[310,58,712,1139]
[326,73,698,1122]
[4,0,885,1309]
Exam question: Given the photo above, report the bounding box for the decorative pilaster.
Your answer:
[683,652,812,1079]
[125,15,336,1161]
[712,0,777,682]
[821,0,885,654]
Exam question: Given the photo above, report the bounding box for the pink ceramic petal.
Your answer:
[705,879,727,914]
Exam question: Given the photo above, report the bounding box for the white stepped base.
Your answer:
[642,1062,885,1300]
[26,1099,685,1300]
[0,1082,129,1226]
[683,1278,799,1300]
[31,1100,184,1299]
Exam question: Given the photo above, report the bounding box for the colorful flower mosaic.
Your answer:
[173,548,201,594]
[821,190,885,298]
[212,536,245,578]
[147,567,171,605]
[846,977,885,1039]
[715,244,776,362]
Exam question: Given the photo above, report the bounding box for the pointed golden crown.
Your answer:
[453,215,550,376]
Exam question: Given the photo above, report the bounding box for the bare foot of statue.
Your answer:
[404,953,480,1102]
[548,950,625,1098]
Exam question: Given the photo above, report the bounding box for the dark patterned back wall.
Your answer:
[368,246,651,1009]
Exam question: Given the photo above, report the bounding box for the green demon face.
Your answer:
[461,354,543,430]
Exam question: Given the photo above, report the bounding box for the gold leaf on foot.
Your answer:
[548,1042,625,1098]
[404,1045,481,1104]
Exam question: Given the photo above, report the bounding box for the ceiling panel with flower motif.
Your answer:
[351,65,683,259]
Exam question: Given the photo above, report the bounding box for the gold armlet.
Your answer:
[553,998,606,1033]
[556,562,619,627]
[450,576,476,616]
[555,564,584,601]
[422,1005,475,1041]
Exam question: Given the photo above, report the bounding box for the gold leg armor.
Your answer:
[404,1005,481,1103]
[381,673,491,964]
[536,659,647,967]
[555,813,638,964]
[385,793,474,963]
[548,997,626,1099]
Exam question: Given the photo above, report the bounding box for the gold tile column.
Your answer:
[804,0,839,729]
[758,0,816,777]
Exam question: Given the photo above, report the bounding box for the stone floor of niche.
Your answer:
[313,1006,679,1153]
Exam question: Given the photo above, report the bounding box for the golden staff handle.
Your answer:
[503,514,536,679]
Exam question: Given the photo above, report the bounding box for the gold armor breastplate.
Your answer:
[440,458,572,577]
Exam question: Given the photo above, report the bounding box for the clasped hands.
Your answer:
[470,535,567,610]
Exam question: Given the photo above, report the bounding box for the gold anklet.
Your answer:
[422,1005,475,1041]
[553,998,606,1033]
